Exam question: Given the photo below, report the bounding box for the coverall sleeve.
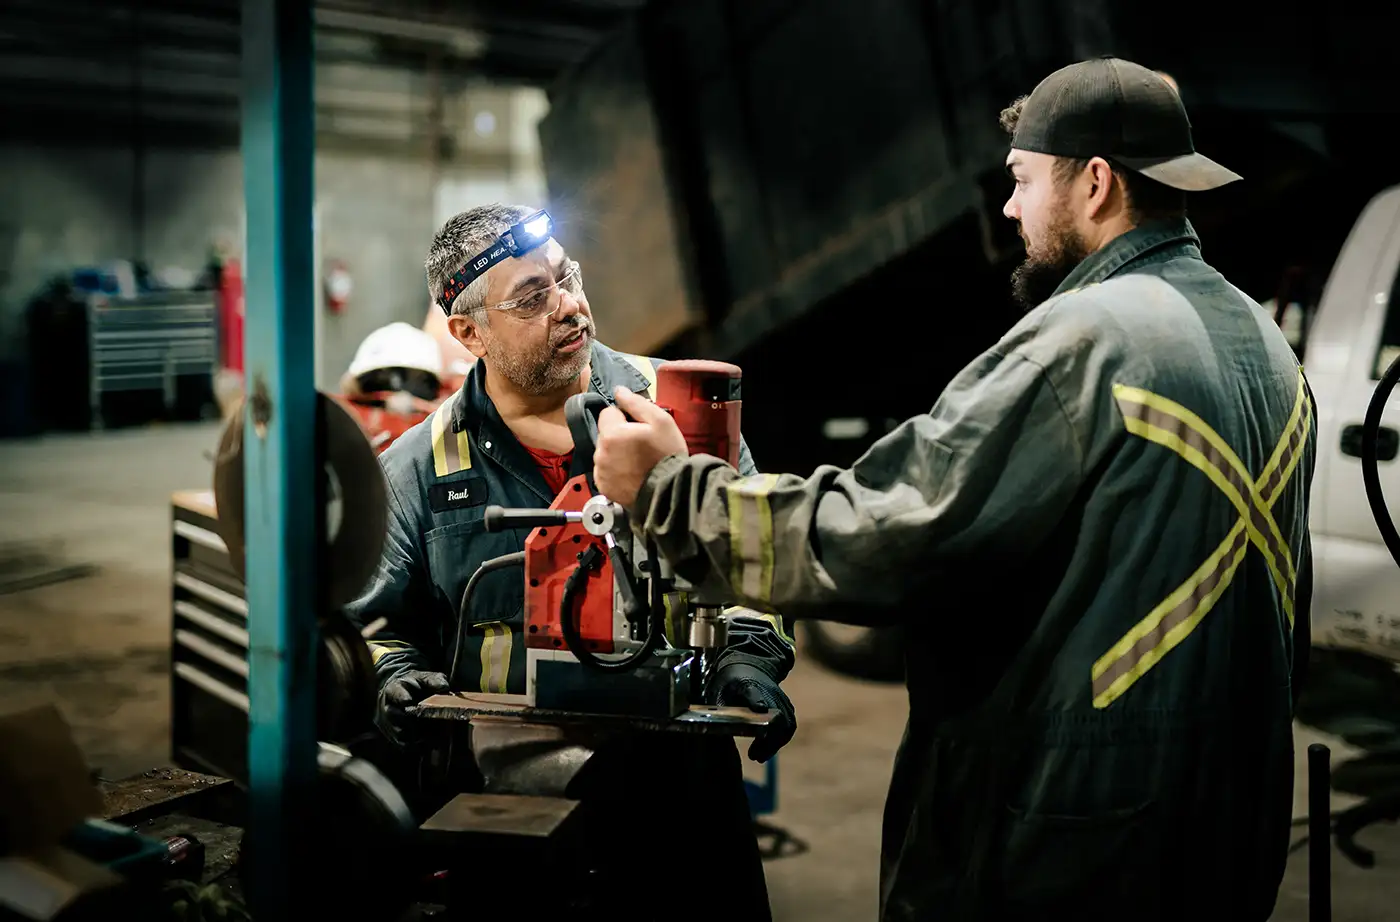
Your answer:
[631,333,1089,625]
[710,434,797,683]
[343,476,443,687]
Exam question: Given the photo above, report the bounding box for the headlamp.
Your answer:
[437,209,554,314]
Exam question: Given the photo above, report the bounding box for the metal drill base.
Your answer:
[533,650,693,718]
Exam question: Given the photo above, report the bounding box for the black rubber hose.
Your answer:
[1362,352,1400,569]
[560,544,663,673]
[450,551,526,690]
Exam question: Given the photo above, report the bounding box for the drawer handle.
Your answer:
[174,662,249,713]
[174,629,249,678]
[174,572,247,616]
[174,521,228,553]
[174,601,249,647]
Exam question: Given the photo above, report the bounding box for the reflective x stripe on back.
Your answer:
[1091,372,1311,709]
[431,391,472,477]
[620,354,658,400]
[725,473,782,610]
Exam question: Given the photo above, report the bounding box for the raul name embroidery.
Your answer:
[429,476,488,514]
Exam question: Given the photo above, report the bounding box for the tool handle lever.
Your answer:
[482,506,580,532]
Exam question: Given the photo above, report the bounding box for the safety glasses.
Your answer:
[481,262,583,323]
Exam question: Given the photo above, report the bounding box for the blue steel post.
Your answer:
[241,0,318,914]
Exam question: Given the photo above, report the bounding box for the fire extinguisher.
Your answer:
[325,259,353,314]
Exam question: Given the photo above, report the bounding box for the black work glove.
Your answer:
[376,670,450,747]
[712,663,796,764]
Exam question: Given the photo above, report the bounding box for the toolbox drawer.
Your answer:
[87,295,217,426]
[170,491,250,786]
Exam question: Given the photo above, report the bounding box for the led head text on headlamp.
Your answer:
[437,210,554,314]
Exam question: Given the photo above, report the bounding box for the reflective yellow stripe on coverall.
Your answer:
[478,622,513,693]
[1092,372,1311,708]
[368,640,412,666]
[725,474,782,610]
[431,391,472,477]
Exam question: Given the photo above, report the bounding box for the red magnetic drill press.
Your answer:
[479,359,743,718]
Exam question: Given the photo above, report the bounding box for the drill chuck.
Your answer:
[689,605,728,650]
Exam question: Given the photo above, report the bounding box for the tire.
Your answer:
[802,621,905,683]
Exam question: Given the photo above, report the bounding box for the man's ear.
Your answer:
[446,312,488,359]
[1083,156,1119,221]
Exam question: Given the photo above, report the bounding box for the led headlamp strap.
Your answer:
[436,210,554,315]
[436,241,509,314]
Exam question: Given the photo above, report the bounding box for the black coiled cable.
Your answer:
[560,544,663,672]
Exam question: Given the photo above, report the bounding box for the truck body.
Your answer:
[1301,185,1400,661]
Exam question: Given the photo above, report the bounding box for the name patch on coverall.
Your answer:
[428,477,488,514]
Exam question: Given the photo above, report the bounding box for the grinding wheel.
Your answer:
[318,610,379,742]
[236,742,418,919]
[212,392,388,610]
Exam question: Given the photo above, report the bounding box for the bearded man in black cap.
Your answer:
[590,56,1317,922]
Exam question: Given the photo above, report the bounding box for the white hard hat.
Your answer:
[346,322,444,380]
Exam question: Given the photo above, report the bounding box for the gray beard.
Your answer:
[486,318,594,396]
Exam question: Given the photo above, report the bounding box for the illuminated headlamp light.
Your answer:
[436,209,554,314]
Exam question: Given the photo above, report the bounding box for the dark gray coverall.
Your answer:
[345,340,795,920]
[629,218,1316,921]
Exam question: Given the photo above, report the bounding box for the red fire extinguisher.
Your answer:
[325,259,353,315]
[219,258,245,374]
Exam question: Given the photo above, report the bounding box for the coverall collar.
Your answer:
[1052,216,1202,298]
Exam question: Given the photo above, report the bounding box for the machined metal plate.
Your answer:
[412,692,775,737]
[420,793,581,843]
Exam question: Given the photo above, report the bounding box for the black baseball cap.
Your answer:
[1010,57,1241,192]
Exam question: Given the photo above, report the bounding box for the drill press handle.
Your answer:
[565,392,611,476]
[482,507,583,532]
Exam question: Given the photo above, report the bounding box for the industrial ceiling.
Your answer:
[0,0,647,150]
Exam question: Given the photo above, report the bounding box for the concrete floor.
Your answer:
[1,421,1399,919]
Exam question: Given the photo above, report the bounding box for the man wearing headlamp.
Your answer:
[343,204,796,915]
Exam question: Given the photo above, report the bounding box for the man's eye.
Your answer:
[521,291,549,311]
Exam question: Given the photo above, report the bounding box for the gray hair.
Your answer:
[425,203,537,317]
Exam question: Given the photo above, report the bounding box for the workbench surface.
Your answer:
[415,692,775,736]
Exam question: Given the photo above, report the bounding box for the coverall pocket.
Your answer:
[998,799,1163,921]
[425,518,525,629]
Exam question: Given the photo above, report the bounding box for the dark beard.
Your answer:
[1010,219,1091,312]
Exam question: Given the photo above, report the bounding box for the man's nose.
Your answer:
[1003,194,1018,221]
[555,289,584,320]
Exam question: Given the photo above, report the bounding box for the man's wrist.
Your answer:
[631,452,688,520]
[712,660,775,688]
